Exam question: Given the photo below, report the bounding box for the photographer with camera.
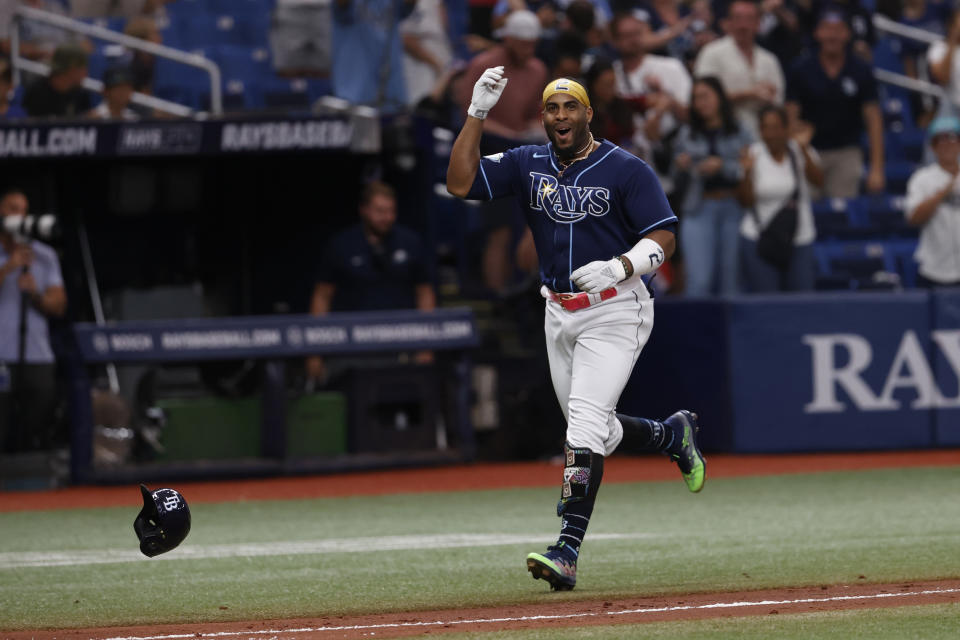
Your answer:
[0,188,66,453]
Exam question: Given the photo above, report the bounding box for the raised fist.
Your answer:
[468,66,508,120]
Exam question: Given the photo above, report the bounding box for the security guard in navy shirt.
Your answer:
[307,181,435,380]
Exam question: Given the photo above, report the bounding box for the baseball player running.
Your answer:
[447,67,706,591]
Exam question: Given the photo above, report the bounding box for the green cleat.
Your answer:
[663,410,706,493]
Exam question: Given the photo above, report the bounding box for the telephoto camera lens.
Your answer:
[2,214,59,241]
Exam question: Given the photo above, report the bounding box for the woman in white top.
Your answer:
[737,105,823,292]
[904,116,960,287]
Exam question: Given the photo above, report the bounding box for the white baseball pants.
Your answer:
[542,283,655,456]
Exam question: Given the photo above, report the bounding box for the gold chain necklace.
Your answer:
[557,133,596,177]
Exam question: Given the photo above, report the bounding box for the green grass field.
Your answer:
[1,466,959,636]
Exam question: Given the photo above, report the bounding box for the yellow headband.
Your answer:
[542,78,590,108]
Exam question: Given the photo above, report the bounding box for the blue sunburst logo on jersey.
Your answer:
[528,172,611,223]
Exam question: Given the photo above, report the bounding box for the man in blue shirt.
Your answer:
[786,7,885,198]
[0,188,67,452]
[447,69,706,591]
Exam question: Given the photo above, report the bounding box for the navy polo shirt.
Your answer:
[786,53,879,151]
[316,223,431,312]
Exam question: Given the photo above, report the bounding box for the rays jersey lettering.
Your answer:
[529,172,610,223]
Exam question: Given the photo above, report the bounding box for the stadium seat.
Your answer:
[164,0,206,20]
[888,129,926,164]
[861,194,917,237]
[173,14,255,48]
[154,50,216,110]
[87,49,108,80]
[813,208,854,239]
[812,197,868,239]
[873,37,904,74]
[81,16,126,33]
[262,76,311,110]
[813,240,901,290]
[207,0,275,15]
[884,161,916,194]
[209,45,275,109]
[886,239,921,288]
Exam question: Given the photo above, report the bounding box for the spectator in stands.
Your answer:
[306,181,435,381]
[635,0,694,58]
[400,0,453,107]
[737,105,823,292]
[899,0,949,80]
[0,0,77,62]
[674,76,753,296]
[0,188,67,453]
[929,9,960,117]
[556,0,613,30]
[562,0,605,51]
[123,16,161,97]
[786,8,885,198]
[0,58,27,119]
[467,0,500,44]
[491,0,560,31]
[332,0,415,111]
[904,116,960,287]
[536,3,595,73]
[70,0,173,20]
[694,0,784,136]
[756,0,804,69]
[549,31,587,79]
[22,43,92,118]
[611,10,691,162]
[798,0,875,63]
[457,10,548,139]
[680,0,719,71]
[585,59,635,150]
[88,65,137,120]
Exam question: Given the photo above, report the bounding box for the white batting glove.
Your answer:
[571,259,626,293]
[468,66,508,120]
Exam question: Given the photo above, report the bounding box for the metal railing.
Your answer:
[10,4,222,117]
[872,14,946,100]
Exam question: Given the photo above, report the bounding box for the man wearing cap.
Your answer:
[447,70,706,591]
[457,10,548,139]
[785,7,884,198]
[904,116,960,287]
[22,43,92,118]
[89,66,138,121]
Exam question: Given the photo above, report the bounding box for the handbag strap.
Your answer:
[747,143,802,228]
[785,143,801,204]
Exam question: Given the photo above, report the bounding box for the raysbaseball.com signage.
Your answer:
[74,309,478,363]
[0,115,371,159]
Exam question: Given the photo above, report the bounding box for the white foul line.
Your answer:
[100,587,960,640]
[0,533,651,570]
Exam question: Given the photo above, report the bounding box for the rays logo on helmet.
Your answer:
[162,494,181,511]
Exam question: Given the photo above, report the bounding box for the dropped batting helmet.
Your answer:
[134,483,191,557]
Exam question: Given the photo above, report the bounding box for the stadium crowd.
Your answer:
[2,0,960,464]
[0,0,958,297]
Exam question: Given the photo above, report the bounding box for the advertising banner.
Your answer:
[727,292,937,452]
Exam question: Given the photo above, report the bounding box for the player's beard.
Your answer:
[551,121,591,162]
